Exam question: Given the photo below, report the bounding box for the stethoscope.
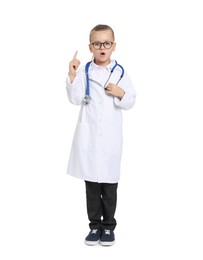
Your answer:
[83,60,125,105]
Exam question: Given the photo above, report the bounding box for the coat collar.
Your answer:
[91,60,116,72]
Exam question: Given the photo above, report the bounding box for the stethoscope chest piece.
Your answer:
[83,95,91,105]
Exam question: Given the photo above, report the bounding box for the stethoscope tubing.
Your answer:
[83,60,124,104]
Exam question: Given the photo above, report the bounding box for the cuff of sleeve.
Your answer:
[66,75,72,85]
[114,92,128,105]
[114,92,135,110]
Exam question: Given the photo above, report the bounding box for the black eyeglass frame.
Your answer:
[90,41,114,50]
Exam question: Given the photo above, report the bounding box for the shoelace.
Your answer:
[91,229,98,234]
[104,229,111,235]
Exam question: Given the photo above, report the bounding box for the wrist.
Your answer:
[118,88,125,99]
[68,72,76,83]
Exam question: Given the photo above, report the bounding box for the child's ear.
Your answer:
[113,42,116,51]
[89,44,93,53]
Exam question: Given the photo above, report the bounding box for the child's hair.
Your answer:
[89,24,115,42]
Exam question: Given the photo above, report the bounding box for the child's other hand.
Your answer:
[68,51,80,80]
[105,83,125,100]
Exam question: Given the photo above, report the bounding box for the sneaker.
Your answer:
[100,229,115,246]
[85,229,101,246]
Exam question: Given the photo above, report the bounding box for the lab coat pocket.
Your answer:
[72,122,96,150]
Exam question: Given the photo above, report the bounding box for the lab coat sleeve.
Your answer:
[114,73,136,110]
[66,67,85,105]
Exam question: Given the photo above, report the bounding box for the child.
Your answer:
[66,24,136,246]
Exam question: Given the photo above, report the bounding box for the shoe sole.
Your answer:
[99,240,115,246]
[85,240,100,246]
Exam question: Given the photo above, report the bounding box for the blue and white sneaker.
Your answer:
[100,229,115,246]
[85,229,101,246]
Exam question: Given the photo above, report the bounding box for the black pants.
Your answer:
[85,181,118,231]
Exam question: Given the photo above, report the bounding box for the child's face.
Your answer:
[89,29,116,66]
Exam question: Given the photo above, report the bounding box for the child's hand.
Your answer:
[105,83,125,100]
[68,51,80,82]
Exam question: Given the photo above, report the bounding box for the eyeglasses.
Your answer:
[91,41,114,50]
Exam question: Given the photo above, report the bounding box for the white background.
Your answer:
[0,0,203,259]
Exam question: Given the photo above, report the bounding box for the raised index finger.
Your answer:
[73,50,78,59]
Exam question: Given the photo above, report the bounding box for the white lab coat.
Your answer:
[66,60,136,183]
